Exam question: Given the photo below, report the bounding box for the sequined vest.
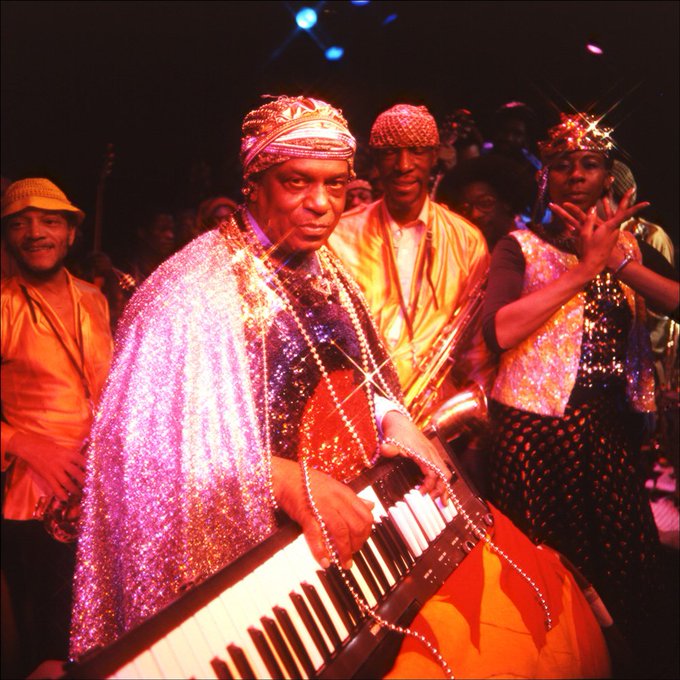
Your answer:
[491,229,655,417]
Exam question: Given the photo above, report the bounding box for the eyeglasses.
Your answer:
[457,195,498,217]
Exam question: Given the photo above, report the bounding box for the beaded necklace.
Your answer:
[228,213,459,675]
[228,212,552,677]
[237,210,404,466]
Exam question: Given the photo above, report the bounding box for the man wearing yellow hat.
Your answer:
[1,178,113,677]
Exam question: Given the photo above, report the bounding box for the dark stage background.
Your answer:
[2,1,678,263]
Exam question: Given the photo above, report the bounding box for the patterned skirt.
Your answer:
[489,392,661,639]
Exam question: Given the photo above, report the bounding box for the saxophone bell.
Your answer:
[33,493,81,543]
[423,382,488,441]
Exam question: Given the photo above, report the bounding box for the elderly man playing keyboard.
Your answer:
[69,95,610,679]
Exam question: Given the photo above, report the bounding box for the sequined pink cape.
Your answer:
[70,230,277,659]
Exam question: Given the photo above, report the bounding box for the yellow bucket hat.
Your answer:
[1,178,85,225]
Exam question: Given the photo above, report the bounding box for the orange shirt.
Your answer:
[1,271,113,520]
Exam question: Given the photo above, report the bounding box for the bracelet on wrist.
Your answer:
[613,254,633,276]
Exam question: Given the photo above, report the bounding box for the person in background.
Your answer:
[78,251,136,335]
[609,160,678,387]
[611,160,675,266]
[430,108,483,201]
[483,100,541,172]
[438,153,535,251]
[195,195,238,234]
[120,206,176,286]
[330,104,494,497]
[1,178,113,678]
[344,177,374,211]
[330,104,493,400]
[174,206,198,250]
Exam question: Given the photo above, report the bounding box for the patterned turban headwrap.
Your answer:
[240,95,356,192]
[538,112,614,164]
[369,104,440,149]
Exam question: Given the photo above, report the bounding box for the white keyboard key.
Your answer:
[132,650,164,679]
[193,607,241,679]
[349,560,377,608]
[219,581,273,679]
[164,621,213,679]
[421,492,447,532]
[366,535,396,587]
[148,636,184,678]
[405,490,438,541]
[435,496,456,522]
[110,659,142,679]
[389,505,422,556]
[396,501,429,551]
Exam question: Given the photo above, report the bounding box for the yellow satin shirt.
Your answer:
[329,198,493,407]
[1,271,113,520]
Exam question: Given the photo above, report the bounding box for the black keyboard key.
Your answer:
[248,626,284,679]
[317,569,357,633]
[289,591,331,662]
[354,549,384,601]
[361,538,392,594]
[273,605,316,677]
[261,615,301,679]
[227,643,256,680]
[329,565,364,625]
[301,581,342,650]
[210,657,234,680]
[383,514,416,565]
[374,523,407,578]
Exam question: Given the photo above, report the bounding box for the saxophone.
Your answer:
[404,276,487,429]
[34,492,80,543]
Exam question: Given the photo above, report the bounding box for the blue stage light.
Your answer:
[350,1,371,5]
[296,7,318,30]
[325,46,344,61]
[382,13,397,25]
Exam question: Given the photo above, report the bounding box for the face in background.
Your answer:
[248,158,349,256]
[547,151,612,213]
[455,181,515,248]
[175,207,197,244]
[3,208,75,279]
[212,204,235,222]
[139,212,175,258]
[375,146,438,223]
[494,117,528,156]
[345,185,373,211]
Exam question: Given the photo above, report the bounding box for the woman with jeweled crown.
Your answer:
[482,112,679,674]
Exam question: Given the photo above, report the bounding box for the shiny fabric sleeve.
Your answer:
[640,240,678,280]
[449,222,495,394]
